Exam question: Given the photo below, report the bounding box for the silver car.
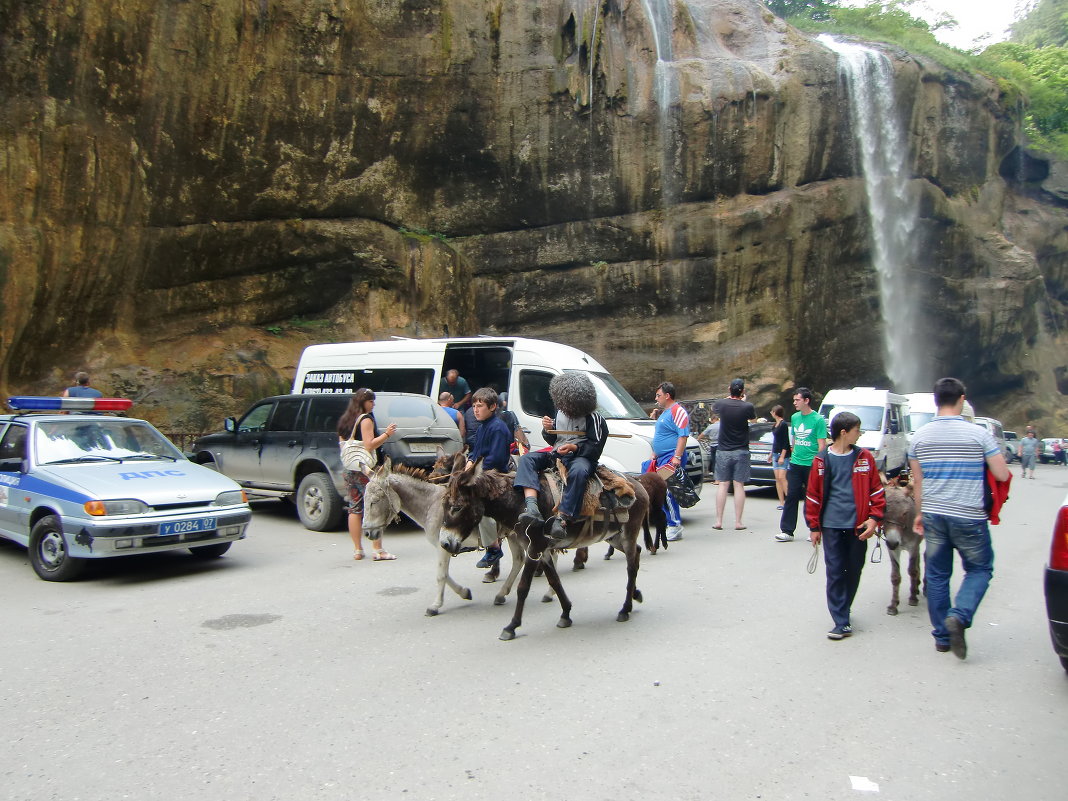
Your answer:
[0,410,251,581]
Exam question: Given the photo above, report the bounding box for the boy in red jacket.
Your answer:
[806,411,886,640]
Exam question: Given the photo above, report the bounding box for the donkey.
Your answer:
[438,452,649,640]
[592,469,670,564]
[361,460,524,616]
[882,478,924,616]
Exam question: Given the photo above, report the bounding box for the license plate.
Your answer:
[159,517,216,536]
[409,442,438,454]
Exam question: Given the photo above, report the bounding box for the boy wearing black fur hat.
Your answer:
[514,372,609,543]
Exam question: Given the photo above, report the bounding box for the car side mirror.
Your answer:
[0,458,23,472]
[224,417,237,433]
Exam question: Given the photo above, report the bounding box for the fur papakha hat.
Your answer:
[549,372,597,419]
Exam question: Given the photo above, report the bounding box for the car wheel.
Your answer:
[296,472,344,531]
[29,515,86,582]
[189,542,232,558]
[1060,655,1068,674]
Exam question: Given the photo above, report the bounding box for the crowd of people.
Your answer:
[52,367,1028,660]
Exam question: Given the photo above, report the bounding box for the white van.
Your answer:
[292,337,705,489]
[817,387,909,475]
[905,392,976,447]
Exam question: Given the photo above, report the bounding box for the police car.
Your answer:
[0,396,251,581]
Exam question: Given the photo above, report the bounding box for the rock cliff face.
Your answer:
[1,0,1066,432]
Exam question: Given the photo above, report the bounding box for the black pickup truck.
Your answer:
[191,392,463,531]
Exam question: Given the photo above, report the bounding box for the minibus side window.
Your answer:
[518,370,556,419]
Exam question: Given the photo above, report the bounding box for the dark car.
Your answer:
[1045,491,1068,673]
[746,422,777,487]
[191,392,463,531]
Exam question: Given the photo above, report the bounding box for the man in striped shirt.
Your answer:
[909,377,1010,659]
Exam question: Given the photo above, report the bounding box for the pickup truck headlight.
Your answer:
[84,499,150,516]
[213,490,248,507]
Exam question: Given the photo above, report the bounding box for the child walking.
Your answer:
[805,412,886,640]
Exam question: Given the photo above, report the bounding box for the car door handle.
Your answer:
[287,440,299,447]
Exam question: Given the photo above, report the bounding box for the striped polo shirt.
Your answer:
[908,415,1000,520]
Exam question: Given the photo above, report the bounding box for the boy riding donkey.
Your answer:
[514,373,609,545]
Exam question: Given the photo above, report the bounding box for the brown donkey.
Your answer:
[437,452,649,640]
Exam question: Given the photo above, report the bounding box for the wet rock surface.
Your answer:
[1,0,1065,430]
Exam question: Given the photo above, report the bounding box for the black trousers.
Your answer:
[779,462,812,535]
[823,527,868,627]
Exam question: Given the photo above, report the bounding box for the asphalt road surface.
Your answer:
[2,468,1067,801]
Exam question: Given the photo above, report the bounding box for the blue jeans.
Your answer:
[922,513,994,645]
[514,450,592,519]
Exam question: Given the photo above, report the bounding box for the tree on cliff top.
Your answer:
[1011,0,1068,47]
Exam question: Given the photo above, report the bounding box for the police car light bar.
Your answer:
[7,396,133,412]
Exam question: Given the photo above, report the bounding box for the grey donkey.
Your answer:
[882,476,926,615]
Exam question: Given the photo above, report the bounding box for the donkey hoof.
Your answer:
[886,606,898,616]
[541,593,554,603]
[908,598,919,606]
[572,561,585,571]
[493,595,507,606]
[425,608,440,617]
[557,617,572,629]
[461,588,473,601]
[633,589,643,604]
[603,553,612,560]
[499,629,516,641]
[616,611,630,622]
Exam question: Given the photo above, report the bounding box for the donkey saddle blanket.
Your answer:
[544,463,637,526]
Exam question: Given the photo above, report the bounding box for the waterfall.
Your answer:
[640,0,680,206]
[819,35,925,392]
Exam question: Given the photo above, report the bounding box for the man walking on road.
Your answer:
[648,382,690,541]
[713,379,756,530]
[776,387,827,542]
[909,377,1010,659]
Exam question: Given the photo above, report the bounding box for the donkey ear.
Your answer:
[470,457,484,479]
[382,456,393,473]
[451,451,466,471]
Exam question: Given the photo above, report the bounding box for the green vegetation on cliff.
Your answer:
[769,0,1068,161]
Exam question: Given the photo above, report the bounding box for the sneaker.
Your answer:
[517,509,543,528]
[665,525,683,541]
[827,625,853,640]
[945,615,967,660]
[775,532,794,542]
[476,546,502,569]
[547,516,570,544]
[935,642,951,653]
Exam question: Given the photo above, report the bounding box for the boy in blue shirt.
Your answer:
[466,388,513,567]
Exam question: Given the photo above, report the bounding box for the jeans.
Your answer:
[514,450,592,519]
[779,462,811,535]
[822,527,867,627]
[922,513,994,644]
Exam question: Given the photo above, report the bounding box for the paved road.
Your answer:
[2,469,1066,800]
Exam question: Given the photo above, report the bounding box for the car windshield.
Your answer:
[823,405,885,432]
[909,411,934,430]
[34,420,184,465]
[579,370,647,420]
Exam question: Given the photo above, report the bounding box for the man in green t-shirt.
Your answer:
[776,387,828,542]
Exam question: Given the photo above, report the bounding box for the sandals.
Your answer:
[373,550,397,561]
[353,550,365,561]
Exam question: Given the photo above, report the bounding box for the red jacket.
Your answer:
[805,447,886,532]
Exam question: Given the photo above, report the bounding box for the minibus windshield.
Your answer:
[579,371,647,420]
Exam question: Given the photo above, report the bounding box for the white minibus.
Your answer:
[292,336,705,487]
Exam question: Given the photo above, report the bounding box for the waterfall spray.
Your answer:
[819,35,926,392]
[640,0,680,207]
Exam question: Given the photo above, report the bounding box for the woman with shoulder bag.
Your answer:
[337,389,398,561]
